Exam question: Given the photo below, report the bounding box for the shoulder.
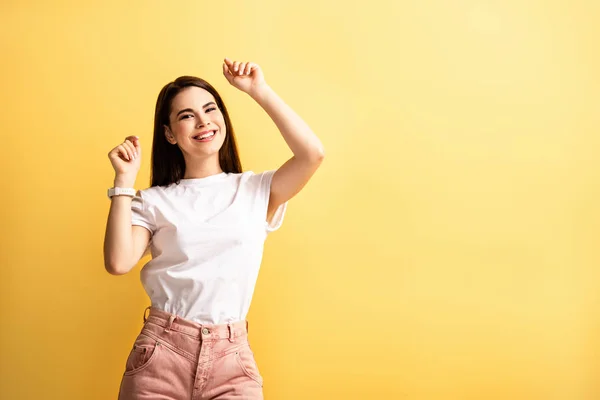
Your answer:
[239,170,275,181]
[136,186,161,198]
[237,170,276,189]
[134,185,167,207]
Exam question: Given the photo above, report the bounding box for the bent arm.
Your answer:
[103,181,151,275]
[251,85,325,218]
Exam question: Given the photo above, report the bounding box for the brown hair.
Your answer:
[150,76,242,187]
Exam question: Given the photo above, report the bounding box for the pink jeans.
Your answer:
[118,307,264,399]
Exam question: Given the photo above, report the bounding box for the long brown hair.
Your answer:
[150,76,242,187]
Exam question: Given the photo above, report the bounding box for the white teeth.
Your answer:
[195,131,215,140]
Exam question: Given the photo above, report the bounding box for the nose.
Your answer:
[196,115,211,129]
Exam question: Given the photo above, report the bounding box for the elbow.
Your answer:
[309,146,325,163]
[103,246,135,275]
[315,147,325,161]
[296,149,324,165]
[104,261,131,276]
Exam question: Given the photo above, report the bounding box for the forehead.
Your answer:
[170,86,216,112]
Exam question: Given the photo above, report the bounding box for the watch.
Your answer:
[107,187,136,199]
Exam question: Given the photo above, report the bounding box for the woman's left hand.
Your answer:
[222,58,268,97]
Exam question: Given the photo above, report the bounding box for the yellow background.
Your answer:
[1,1,599,399]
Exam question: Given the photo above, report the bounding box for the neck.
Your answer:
[182,155,223,179]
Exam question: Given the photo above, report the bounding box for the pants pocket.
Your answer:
[234,344,263,386]
[123,333,161,376]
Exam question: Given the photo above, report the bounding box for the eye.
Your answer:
[180,114,193,120]
[206,107,217,113]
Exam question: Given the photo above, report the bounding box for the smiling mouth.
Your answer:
[193,130,217,141]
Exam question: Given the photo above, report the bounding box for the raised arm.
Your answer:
[222,58,325,219]
[103,136,151,275]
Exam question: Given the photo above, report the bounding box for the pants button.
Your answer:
[202,328,210,335]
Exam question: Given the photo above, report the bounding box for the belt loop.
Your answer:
[143,306,151,323]
[164,314,176,333]
[246,320,249,334]
[228,323,235,343]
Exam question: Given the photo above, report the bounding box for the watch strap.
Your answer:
[107,187,136,199]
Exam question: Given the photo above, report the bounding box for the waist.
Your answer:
[144,306,249,340]
[141,272,258,324]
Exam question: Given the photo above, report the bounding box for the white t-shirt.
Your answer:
[130,170,287,324]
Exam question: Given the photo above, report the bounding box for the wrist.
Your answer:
[249,83,273,103]
[108,187,136,199]
[114,175,136,188]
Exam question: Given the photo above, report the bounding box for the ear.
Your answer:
[164,125,176,144]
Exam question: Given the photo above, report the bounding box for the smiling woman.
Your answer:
[151,77,242,186]
[166,97,225,144]
[103,58,324,399]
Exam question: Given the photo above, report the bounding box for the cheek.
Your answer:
[217,119,227,134]
[175,120,194,132]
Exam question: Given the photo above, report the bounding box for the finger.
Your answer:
[222,62,233,79]
[132,137,141,154]
[118,144,130,161]
[123,140,136,160]
[125,136,140,155]
[233,61,240,72]
[243,62,252,75]
[223,63,235,84]
[127,140,139,159]
[127,136,140,152]
[248,63,258,76]
[238,62,246,75]
[224,57,233,67]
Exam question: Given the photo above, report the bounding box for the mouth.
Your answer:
[192,130,217,142]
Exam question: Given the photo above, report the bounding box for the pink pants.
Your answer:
[118,307,264,399]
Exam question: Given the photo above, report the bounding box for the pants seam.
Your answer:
[141,330,197,363]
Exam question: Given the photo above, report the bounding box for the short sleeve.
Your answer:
[255,170,287,233]
[131,190,155,234]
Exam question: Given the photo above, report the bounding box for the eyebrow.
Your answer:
[175,102,217,117]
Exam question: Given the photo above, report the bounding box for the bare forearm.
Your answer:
[251,85,324,161]
[103,176,135,274]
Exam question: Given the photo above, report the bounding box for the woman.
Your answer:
[104,57,324,399]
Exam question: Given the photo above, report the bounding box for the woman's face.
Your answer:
[165,86,227,159]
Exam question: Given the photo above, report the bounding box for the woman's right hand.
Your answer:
[108,136,142,181]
